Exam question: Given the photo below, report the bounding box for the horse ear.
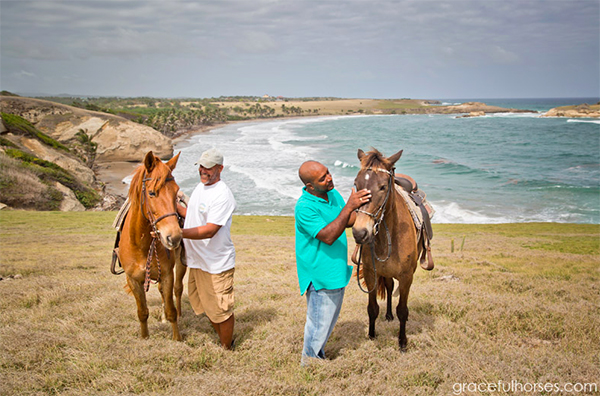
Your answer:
[144,151,156,172]
[357,149,365,160]
[387,150,403,165]
[166,152,180,171]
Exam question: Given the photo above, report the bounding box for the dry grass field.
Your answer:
[0,212,598,396]
[211,99,429,116]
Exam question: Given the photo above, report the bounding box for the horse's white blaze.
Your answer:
[365,173,370,181]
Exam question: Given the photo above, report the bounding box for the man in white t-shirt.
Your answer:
[177,148,236,350]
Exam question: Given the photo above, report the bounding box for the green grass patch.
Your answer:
[376,100,428,110]
[1,112,69,152]
[232,215,295,237]
[524,236,600,255]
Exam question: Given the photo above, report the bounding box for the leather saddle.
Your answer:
[394,173,434,270]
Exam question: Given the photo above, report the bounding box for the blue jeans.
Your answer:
[301,283,345,364]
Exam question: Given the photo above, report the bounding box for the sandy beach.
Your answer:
[94,122,228,197]
[94,161,141,197]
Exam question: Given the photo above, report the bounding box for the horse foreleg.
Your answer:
[126,275,149,339]
[174,249,187,319]
[384,277,394,321]
[158,282,167,323]
[160,271,182,341]
[367,289,379,339]
[396,280,412,351]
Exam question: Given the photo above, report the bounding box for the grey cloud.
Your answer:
[1,0,597,97]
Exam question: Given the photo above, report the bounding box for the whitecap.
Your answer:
[122,175,133,185]
[567,119,600,124]
[430,201,512,224]
[334,160,356,168]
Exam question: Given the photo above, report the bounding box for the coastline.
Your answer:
[96,118,264,197]
[99,116,316,197]
[95,161,140,197]
[93,99,598,200]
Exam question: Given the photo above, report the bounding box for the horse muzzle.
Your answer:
[352,225,374,245]
[155,227,182,250]
[163,233,182,250]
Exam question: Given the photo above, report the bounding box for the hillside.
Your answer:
[0,96,173,162]
[0,98,169,211]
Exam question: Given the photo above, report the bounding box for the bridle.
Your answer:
[355,167,394,293]
[356,167,394,238]
[140,173,179,292]
[141,174,179,232]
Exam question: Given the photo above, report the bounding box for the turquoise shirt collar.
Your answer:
[301,186,334,203]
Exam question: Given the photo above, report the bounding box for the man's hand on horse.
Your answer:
[348,188,371,211]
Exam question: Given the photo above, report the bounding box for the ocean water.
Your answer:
[171,98,600,223]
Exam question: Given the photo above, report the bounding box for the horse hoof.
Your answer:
[399,340,408,352]
[385,314,394,321]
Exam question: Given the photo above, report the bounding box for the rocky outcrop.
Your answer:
[393,101,535,115]
[542,103,600,118]
[457,111,486,118]
[18,135,96,185]
[0,96,173,162]
[54,182,86,211]
[446,102,532,115]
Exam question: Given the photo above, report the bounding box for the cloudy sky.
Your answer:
[1,0,598,99]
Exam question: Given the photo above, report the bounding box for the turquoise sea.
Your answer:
[172,98,600,223]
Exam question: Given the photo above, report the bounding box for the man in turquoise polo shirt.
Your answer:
[295,160,371,365]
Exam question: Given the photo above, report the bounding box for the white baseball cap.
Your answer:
[195,148,223,168]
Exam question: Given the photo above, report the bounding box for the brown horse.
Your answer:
[352,148,420,351]
[117,151,186,341]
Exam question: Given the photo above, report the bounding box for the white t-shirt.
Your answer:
[183,180,236,274]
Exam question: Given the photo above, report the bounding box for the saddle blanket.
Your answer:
[112,197,131,231]
[395,185,435,234]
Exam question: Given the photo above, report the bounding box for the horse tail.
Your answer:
[357,267,387,300]
[357,266,365,286]
[377,277,387,300]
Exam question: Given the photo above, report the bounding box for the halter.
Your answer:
[140,173,178,292]
[141,175,179,232]
[356,167,394,237]
[355,167,395,294]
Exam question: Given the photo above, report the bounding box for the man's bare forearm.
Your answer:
[182,223,221,240]
[315,206,355,245]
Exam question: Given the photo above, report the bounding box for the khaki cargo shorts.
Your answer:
[188,267,234,324]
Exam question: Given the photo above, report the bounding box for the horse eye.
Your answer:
[379,185,386,191]
[148,191,156,198]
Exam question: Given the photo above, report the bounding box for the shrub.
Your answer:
[0,153,63,210]
[3,148,101,208]
[0,113,70,152]
[0,136,18,148]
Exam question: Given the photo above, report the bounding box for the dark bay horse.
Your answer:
[117,151,186,340]
[352,148,421,350]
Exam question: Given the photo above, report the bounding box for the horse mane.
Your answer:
[360,148,394,170]
[127,159,171,209]
[128,165,146,210]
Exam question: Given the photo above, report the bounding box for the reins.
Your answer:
[140,174,178,292]
[355,167,394,294]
